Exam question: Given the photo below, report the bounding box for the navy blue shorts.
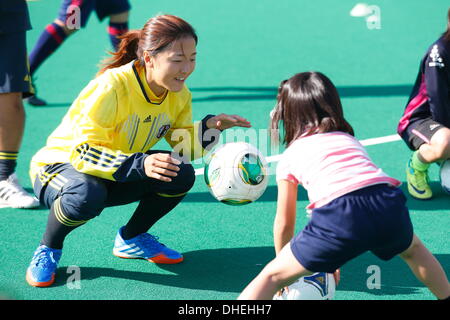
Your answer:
[58,0,131,28]
[32,151,195,221]
[290,184,414,273]
[0,31,34,97]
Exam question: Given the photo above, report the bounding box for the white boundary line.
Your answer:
[194,134,401,176]
[358,134,401,147]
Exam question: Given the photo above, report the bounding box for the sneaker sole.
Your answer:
[0,200,40,209]
[26,270,55,287]
[113,252,183,264]
[0,204,39,209]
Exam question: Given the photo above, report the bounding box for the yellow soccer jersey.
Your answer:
[30,60,209,182]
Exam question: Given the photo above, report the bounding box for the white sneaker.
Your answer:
[0,173,40,209]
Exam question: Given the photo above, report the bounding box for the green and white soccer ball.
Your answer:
[273,272,336,300]
[204,142,269,205]
[440,159,450,194]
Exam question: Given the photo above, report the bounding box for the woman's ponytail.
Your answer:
[98,30,141,74]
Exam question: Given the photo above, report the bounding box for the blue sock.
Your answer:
[108,21,129,51]
[29,23,68,75]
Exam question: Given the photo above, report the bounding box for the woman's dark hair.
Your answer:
[99,14,198,74]
[443,8,450,42]
[270,72,354,146]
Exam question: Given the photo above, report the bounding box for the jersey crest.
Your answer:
[156,124,171,139]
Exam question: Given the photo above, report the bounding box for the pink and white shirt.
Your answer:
[276,132,401,209]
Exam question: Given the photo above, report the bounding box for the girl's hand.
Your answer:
[206,113,251,130]
[275,286,289,298]
[144,153,181,182]
[333,269,341,286]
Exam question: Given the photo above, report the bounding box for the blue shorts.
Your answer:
[0,31,34,97]
[58,0,131,28]
[290,184,414,273]
[32,151,195,221]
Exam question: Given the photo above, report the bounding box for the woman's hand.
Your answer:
[144,153,181,182]
[206,113,251,130]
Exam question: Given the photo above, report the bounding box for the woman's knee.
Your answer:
[109,11,129,23]
[54,18,78,36]
[0,92,25,114]
[170,162,196,193]
[60,176,108,219]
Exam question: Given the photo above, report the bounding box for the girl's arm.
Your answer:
[274,178,341,287]
[273,179,298,255]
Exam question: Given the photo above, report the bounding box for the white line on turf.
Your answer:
[194,134,401,176]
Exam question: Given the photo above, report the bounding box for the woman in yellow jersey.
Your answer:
[26,14,251,287]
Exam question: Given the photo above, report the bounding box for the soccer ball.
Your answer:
[273,272,336,300]
[204,142,269,205]
[440,159,450,194]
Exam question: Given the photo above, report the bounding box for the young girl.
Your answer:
[238,72,450,300]
[26,14,250,287]
[398,8,450,200]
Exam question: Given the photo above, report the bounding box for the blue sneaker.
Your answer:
[113,227,183,264]
[26,245,62,287]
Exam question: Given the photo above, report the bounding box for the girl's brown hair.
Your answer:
[444,8,450,42]
[270,72,354,146]
[99,14,198,74]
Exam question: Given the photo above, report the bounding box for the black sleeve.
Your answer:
[424,41,450,128]
[199,114,222,151]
